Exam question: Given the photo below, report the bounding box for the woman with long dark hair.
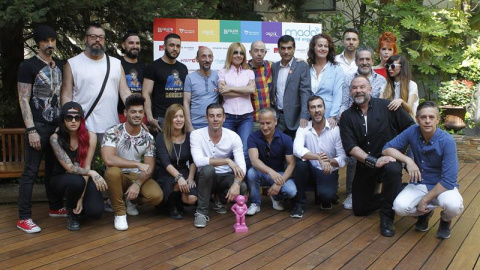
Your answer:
[381,55,419,117]
[307,33,344,127]
[50,102,106,230]
[156,104,197,219]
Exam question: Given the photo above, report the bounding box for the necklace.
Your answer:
[172,141,182,166]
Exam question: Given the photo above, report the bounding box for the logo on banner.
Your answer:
[244,30,260,36]
[181,59,197,63]
[224,29,239,35]
[202,30,215,35]
[284,26,320,41]
[179,28,195,34]
[265,32,279,37]
[274,48,279,53]
[158,27,174,33]
[159,45,165,51]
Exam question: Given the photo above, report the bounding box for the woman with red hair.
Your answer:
[373,32,398,78]
[50,102,106,231]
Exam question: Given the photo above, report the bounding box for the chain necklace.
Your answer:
[172,141,182,166]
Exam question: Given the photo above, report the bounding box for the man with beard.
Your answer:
[102,95,163,231]
[183,47,218,131]
[335,28,360,76]
[248,41,272,131]
[118,31,146,123]
[291,96,346,218]
[339,47,387,210]
[339,76,414,237]
[143,33,188,133]
[16,25,65,233]
[62,23,131,143]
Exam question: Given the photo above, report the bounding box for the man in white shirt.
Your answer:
[335,28,360,76]
[292,96,347,217]
[190,103,248,228]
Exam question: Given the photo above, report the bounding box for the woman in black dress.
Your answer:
[156,104,197,219]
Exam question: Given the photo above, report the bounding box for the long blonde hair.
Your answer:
[163,104,186,154]
[224,42,249,70]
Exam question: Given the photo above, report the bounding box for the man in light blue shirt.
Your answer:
[383,101,464,239]
[183,47,219,131]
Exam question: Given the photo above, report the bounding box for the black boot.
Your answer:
[380,212,396,237]
[415,211,434,232]
[168,192,183,220]
[67,209,81,231]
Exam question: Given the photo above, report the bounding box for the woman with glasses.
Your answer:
[155,104,197,219]
[218,42,255,166]
[307,34,344,127]
[50,102,106,231]
[373,32,398,78]
[381,55,419,118]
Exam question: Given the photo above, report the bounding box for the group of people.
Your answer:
[16,23,463,240]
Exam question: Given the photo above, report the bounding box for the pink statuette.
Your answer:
[231,195,248,233]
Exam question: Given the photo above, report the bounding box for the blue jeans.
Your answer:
[293,159,339,207]
[223,113,253,167]
[246,167,297,205]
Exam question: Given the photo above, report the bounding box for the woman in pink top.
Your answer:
[218,42,255,166]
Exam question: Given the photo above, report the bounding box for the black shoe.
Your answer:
[436,219,451,239]
[320,202,332,210]
[380,212,396,237]
[290,206,304,218]
[168,192,183,220]
[415,211,434,232]
[332,195,340,205]
[67,213,81,231]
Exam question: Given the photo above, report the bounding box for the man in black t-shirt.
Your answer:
[142,33,188,133]
[16,25,65,233]
[118,31,146,123]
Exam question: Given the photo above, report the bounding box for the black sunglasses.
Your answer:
[233,50,245,56]
[385,63,401,70]
[64,114,82,122]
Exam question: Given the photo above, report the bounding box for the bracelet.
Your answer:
[133,180,142,187]
[365,155,378,168]
[174,173,183,183]
[26,128,37,134]
[234,179,242,186]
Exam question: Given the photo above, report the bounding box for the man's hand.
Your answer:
[227,160,245,179]
[405,159,422,183]
[300,118,308,128]
[125,183,140,200]
[375,156,396,168]
[137,163,151,174]
[267,183,281,196]
[268,170,284,186]
[416,197,430,214]
[148,119,162,133]
[177,177,190,193]
[226,182,240,202]
[28,132,42,151]
[320,160,333,174]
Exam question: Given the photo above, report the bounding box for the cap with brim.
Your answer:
[61,101,84,117]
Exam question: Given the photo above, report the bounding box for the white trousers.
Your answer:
[393,183,464,222]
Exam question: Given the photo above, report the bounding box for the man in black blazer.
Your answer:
[271,35,311,138]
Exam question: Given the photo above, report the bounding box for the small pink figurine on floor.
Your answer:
[231,195,248,233]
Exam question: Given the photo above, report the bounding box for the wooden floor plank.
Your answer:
[448,212,480,269]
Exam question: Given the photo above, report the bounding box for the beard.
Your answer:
[358,66,371,76]
[86,42,105,56]
[165,49,178,60]
[125,49,139,59]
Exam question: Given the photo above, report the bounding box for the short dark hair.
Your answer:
[164,33,181,44]
[308,95,325,107]
[125,95,145,110]
[122,31,139,42]
[343,28,359,39]
[206,103,224,115]
[416,101,438,114]
[277,35,295,48]
[85,22,104,35]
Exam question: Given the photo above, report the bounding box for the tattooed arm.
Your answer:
[18,82,41,150]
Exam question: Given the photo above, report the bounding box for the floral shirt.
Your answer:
[102,123,155,174]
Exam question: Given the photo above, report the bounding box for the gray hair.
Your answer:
[258,107,277,119]
[355,47,374,60]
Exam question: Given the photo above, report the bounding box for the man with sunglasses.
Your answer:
[292,96,347,218]
[245,108,297,216]
[338,47,387,210]
[16,25,65,233]
[62,23,131,144]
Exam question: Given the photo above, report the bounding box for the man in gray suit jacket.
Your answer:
[271,35,311,138]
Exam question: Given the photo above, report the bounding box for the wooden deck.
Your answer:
[1,163,480,269]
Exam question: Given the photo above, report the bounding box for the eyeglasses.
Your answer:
[265,145,271,159]
[385,63,401,70]
[233,50,245,56]
[87,34,105,41]
[64,115,82,122]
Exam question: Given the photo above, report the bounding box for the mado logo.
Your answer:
[179,28,195,34]
[157,27,173,33]
[224,29,239,35]
[244,30,259,36]
[284,25,320,40]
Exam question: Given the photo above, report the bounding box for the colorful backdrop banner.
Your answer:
[153,18,322,71]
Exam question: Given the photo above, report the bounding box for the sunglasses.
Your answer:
[385,63,401,70]
[233,50,245,56]
[64,114,82,122]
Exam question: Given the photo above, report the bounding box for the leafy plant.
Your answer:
[437,79,475,107]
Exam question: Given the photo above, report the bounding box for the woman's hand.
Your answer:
[90,171,108,191]
[73,197,83,214]
[177,177,190,193]
[387,99,403,111]
[187,178,196,189]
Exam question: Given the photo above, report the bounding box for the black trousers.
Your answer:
[352,161,403,219]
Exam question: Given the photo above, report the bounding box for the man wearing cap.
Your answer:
[16,25,65,233]
[118,31,146,123]
[61,23,131,143]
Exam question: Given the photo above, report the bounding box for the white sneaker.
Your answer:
[343,194,353,210]
[270,196,284,211]
[247,203,260,216]
[125,200,139,216]
[114,215,128,231]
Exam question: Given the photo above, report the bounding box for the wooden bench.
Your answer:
[0,128,45,178]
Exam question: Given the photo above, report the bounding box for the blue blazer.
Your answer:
[311,62,345,118]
